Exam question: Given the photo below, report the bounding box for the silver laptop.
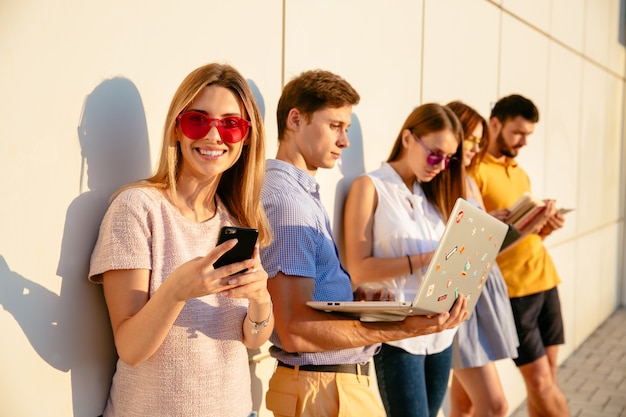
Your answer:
[307,198,508,321]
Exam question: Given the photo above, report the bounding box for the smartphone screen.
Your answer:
[213,226,259,270]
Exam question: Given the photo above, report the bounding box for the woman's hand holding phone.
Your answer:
[212,227,269,305]
[163,227,260,302]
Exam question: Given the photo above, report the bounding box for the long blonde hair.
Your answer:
[114,63,271,246]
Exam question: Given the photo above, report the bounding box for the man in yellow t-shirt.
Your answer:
[474,94,570,417]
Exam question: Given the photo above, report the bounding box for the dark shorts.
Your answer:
[509,287,565,366]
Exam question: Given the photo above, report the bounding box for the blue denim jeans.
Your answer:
[374,343,453,417]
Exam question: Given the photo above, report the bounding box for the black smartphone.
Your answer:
[213,226,259,270]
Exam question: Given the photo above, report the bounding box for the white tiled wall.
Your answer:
[421,0,500,112]
[544,42,582,229]
[0,0,623,416]
[551,0,586,51]
[502,0,552,34]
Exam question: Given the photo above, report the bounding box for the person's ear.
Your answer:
[287,108,302,130]
[489,117,501,135]
[401,129,412,147]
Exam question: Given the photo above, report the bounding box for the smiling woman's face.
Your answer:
[178,85,245,181]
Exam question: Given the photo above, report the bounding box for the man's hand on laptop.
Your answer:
[404,294,469,336]
[353,284,396,301]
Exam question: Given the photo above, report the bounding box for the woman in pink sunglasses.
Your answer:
[89,63,273,417]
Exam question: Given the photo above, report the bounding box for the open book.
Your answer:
[505,192,547,229]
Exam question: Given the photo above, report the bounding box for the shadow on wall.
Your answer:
[618,0,626,46]
[333,113,366,266]
[247,78,266,121]
[0,77,152,416]
[246,77,268,414]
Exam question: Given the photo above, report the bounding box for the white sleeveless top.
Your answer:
[366,162,457,355]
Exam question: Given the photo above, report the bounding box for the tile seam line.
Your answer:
[491,1,625,81]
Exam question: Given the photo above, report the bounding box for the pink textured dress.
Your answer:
[89,187,252,417]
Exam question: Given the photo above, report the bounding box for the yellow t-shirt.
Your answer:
[473,153,560,298]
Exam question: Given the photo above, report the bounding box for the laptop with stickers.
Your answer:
[307,198,508,321]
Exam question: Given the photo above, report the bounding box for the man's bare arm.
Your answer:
[268,272,467,353]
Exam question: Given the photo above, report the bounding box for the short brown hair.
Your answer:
[276,69,360,140]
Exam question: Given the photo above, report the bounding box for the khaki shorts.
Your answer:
[265,365,385,417]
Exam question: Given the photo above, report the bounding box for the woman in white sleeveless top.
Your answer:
[343,103,468,417]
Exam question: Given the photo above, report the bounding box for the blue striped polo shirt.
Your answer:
[260,159,379,365]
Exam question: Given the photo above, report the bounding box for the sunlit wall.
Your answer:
[0,1,623,416]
